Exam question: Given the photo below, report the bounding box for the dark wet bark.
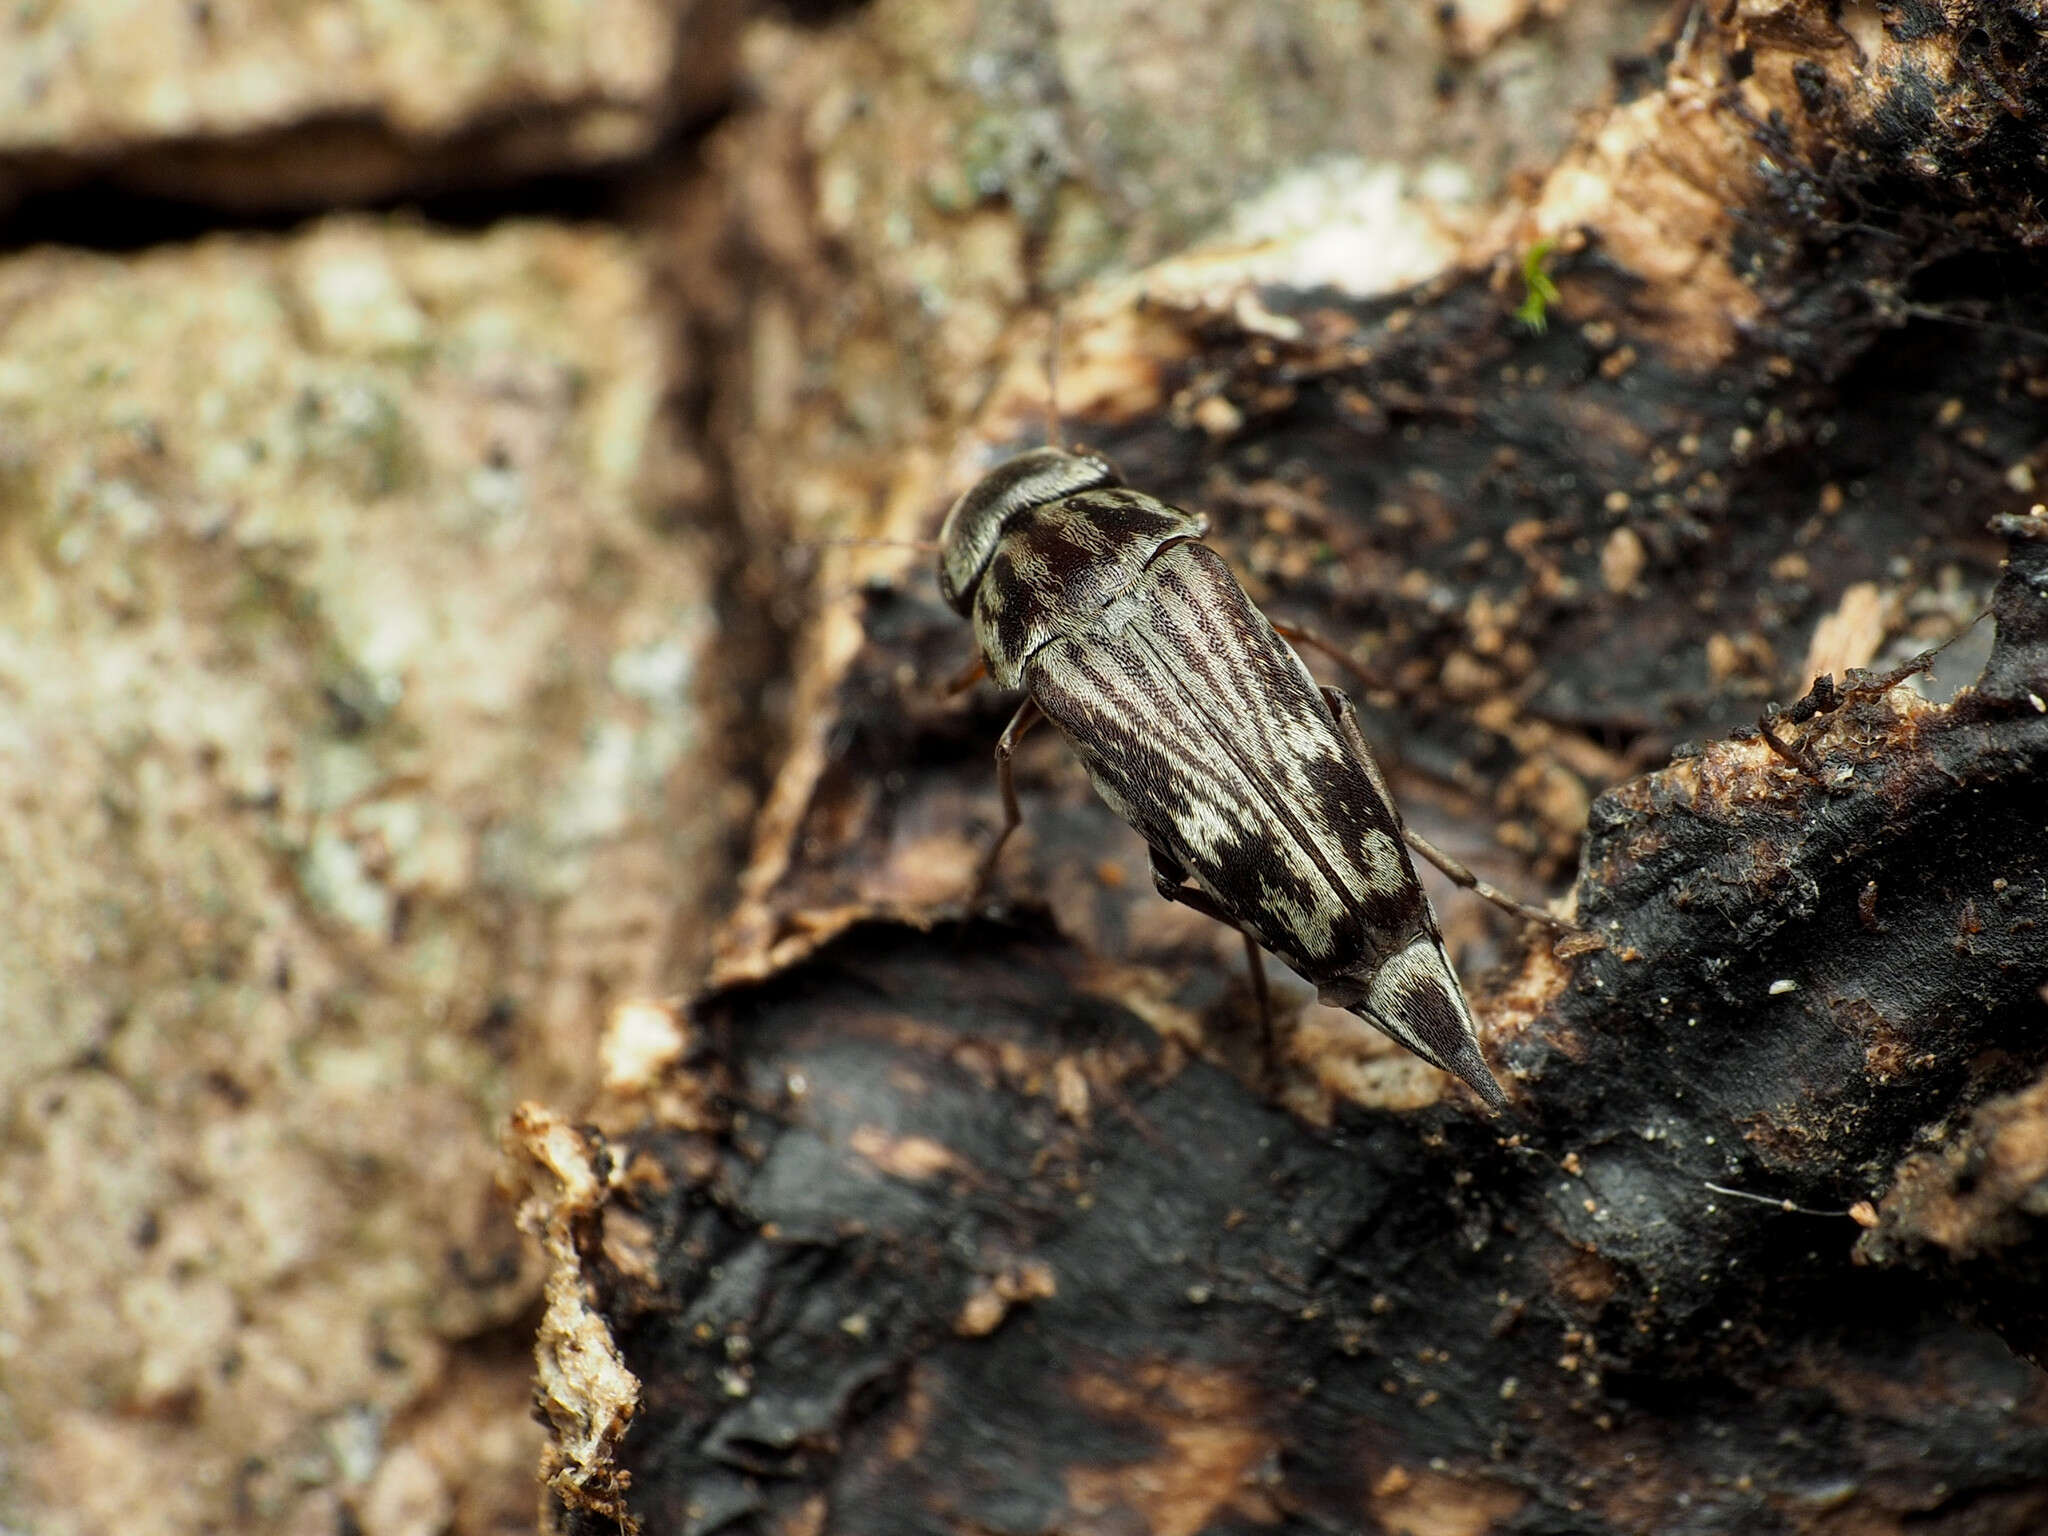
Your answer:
[529,5,2048,1533]
[568,525,2048,1536]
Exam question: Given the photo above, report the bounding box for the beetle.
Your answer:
[936,443,1563,1110]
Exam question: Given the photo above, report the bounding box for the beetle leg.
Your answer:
[971,697,1042,904]
[1272,620,1395,700]
[943,653,988,697]
[1147,858,1234,928]
[1400,825,1570,932]
[1240,930,1275,1080]
[1321,683,1569,933]
[1145,845,1191,897]
[1148,855,1282,1082]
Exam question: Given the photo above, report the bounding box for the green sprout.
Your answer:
[1514,238,1561,334]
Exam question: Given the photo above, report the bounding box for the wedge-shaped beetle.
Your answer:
[938,445,1557,1110]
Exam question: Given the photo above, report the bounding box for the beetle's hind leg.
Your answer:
[1319,685,1570,933]
[1400,826,1570,933]
[1148,851,1283,1084]
[970,698,1043,906]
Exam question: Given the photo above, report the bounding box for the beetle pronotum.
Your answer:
[934,334,1564,1109]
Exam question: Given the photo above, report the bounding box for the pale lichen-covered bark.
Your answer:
[0,220,730,1536]
[0,0,740,214]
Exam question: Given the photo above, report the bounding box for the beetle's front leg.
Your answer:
[1319,685,1570,933]
[970,697,1043,905]
[943,652,988,697]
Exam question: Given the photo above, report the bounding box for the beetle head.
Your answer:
[936,446,1119,615]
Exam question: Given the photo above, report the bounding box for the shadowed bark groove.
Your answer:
[517,4,2048,1533]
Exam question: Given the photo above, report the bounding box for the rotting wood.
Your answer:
[526,4,2048,1532]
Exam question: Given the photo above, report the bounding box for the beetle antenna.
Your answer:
[799,535,943,553]
[1044,301,1065,451]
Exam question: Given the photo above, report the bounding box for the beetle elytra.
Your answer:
[937,436,1564,1110]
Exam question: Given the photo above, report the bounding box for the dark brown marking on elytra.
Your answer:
[1390,974,1470,1064]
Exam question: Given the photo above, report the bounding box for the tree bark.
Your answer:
[514,4,2048,1533]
